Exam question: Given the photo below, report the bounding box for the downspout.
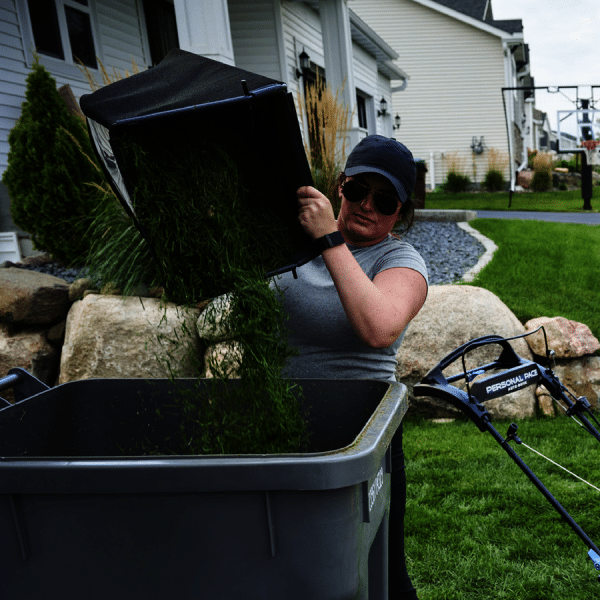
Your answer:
[391,77,408,93]
[502,42,516,198]
[429,152,436,190]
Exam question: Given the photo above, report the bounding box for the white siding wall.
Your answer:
[0,0,23,172]
[228,0,283,82]
[377,71,393,137]
[280,0,323,140]
[282,2,390,141]
[351,0,510,186]
[281,0,323,101]
[0,0,150,174]
[352,42,377,135]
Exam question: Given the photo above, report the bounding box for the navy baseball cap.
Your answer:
[344,135,416,203]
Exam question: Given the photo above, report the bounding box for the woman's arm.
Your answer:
[297,185,427,348]
[322,245,427,348]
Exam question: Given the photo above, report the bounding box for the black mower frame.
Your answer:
[414,326,600,580]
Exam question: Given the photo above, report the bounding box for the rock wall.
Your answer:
[1,265,598,420]
[59,295,201,383]
[0,268,69,400]
[0,267,201,403]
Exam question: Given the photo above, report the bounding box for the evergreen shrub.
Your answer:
[442,171,471,193]
[531,170,552,192]
[483,169,505,192]
[531,151,554,192]
[2,57,112,264]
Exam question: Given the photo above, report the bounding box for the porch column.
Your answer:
[173,0,235,65]
[319,0,360,149]
[524,97,535,152]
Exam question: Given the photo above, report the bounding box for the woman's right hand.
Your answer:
[297,185,339,240]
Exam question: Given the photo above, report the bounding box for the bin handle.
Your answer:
[0,369,50,406]
[0,372,25,407]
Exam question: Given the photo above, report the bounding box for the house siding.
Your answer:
[0,0,150,175]
[351,0,510,186]
[0,0,25,171]
[228,0,282,82]
[352,43,378,134]
[282,0,323,96]
[280,0,324,135]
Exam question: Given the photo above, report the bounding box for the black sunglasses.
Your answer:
[341,178,400,216]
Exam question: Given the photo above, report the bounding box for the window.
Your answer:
[356,95,367,130]
[26,0,98,69]
[143,0,179,66]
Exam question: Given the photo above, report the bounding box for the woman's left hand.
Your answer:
[297,186,338,239]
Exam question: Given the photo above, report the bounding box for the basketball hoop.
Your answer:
[581,139,600,165]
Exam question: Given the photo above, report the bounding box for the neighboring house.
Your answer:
[524,101,553,153]
[554,131,578,153]
[0,0,407,254]
[350,0,533,189]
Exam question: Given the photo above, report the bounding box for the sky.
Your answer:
[492,0,599,135]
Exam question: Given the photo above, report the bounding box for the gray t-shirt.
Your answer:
[273,234,428,382]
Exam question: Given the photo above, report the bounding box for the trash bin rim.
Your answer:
[0,379,407,494]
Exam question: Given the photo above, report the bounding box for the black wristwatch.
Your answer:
[313,231,345,253]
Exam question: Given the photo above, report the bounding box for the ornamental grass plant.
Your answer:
[297,75,352,212]
[531,151,555,192]
[483,147,508,192]
[441,152,471,193]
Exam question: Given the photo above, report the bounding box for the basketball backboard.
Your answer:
[556,108,600,164]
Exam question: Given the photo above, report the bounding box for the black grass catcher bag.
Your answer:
[79,49,315,303]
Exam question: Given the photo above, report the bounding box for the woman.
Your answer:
[274,135,428,599]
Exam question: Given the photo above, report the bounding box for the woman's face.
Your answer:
[337,173,401,246]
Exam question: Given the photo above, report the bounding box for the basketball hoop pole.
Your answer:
[580,142,597,210]
[581,155,593,210]
[579,100,595,211]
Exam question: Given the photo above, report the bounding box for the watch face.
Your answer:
[327,232,344,246]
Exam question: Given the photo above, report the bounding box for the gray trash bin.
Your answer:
[0,374,407,599]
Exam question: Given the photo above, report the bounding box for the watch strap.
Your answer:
[313,231,345,253]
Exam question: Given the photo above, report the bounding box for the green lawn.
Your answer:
[463,219,600,342]
[402,209,600,598]
[403,417,600,599]
[424,189,599,212]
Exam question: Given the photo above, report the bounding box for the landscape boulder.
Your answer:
[396,285,536,419]
[524,316,600,358]
[0,268,69,325]
[551,356,600,410]
[59,295,202,383]
[0,323,59,402]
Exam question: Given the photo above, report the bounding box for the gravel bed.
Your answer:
[15,262,89,284]
[400,221,485,285]
[8,223,485,286]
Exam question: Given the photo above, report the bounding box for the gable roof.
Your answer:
[433,0,489,21]
[485,19,523,35]
[412,0,523,38]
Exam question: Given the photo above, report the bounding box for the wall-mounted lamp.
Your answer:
[296,49,310,79]
[377,97,388,117]
[393,114,401,130]
[471,136,485,154]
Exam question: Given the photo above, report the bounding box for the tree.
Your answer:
[2,56,107,264]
